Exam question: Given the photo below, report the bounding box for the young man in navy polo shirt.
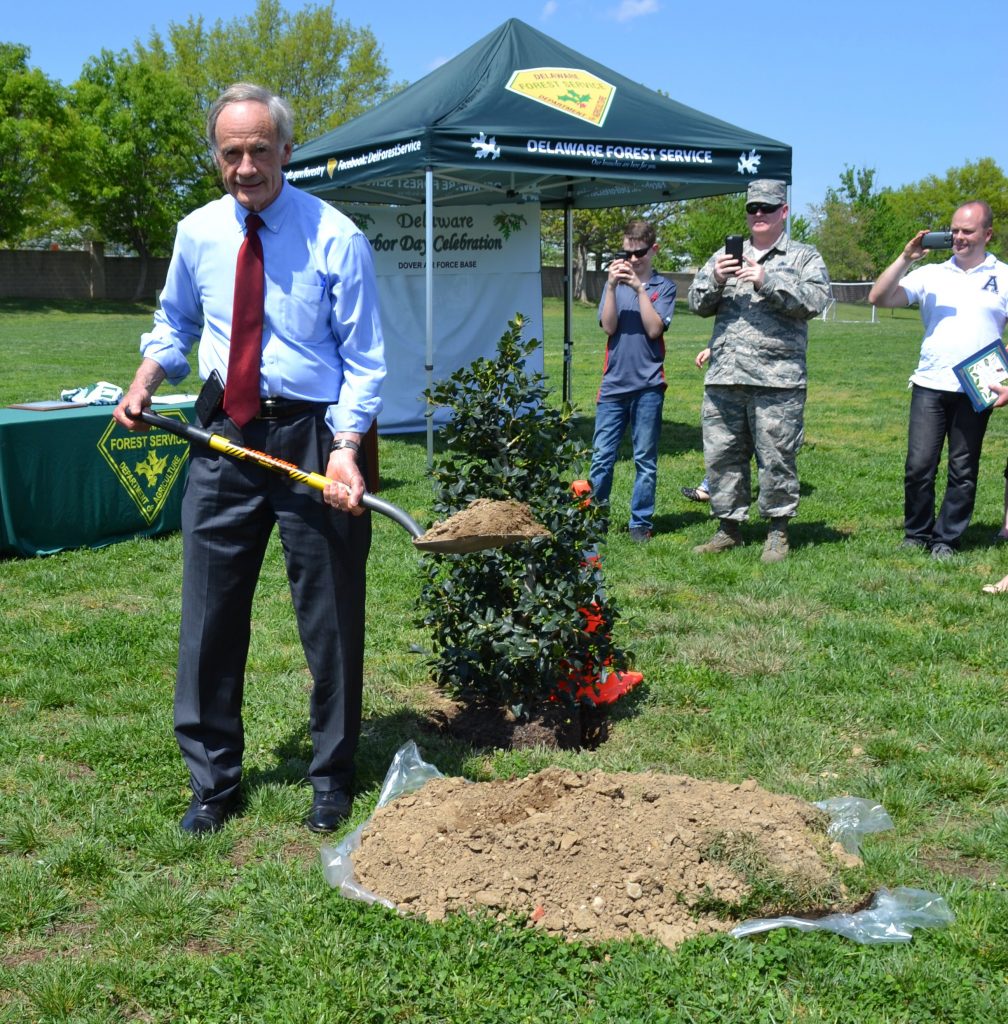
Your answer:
[588,219,677,542]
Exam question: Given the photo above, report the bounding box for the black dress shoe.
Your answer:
[180,795,237,835]
[304,789,353,833]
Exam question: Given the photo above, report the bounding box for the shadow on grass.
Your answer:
[653,507,711,533]
[789,519,852,548]
[959,517,1008,553]
[247,711,497,800]
[650,514,849,549]
[252,685,651,802]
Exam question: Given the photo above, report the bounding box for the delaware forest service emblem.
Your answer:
[506,68,615,126]
[97,410,190,524]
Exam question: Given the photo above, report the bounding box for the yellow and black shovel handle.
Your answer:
[131,407,425,542]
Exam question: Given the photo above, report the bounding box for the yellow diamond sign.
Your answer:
[506,67,616,127]
[97,410,190,525]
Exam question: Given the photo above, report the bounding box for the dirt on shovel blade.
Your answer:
[413,498,551,553]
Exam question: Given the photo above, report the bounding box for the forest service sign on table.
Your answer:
[97,411,190,525]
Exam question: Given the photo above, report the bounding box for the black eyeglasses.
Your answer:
[746,203,782,215]
[619,246,651,259]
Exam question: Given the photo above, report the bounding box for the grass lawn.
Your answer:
[0,296,1005,1023]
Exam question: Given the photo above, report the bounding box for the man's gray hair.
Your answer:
[207,83,295,153]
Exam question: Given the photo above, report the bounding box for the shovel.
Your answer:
[130,408,543,554]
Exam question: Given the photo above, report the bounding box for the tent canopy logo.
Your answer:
[97,411,190,525]
[506,68,615,127]
[737,149,762,175]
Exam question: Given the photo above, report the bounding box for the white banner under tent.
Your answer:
[343,202,543,434]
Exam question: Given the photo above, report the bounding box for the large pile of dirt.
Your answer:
[351,766,860,949]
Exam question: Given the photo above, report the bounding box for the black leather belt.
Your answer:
[256,398,325,420]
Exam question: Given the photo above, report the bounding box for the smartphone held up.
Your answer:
[725,234,744,265]
[922,231,953,250]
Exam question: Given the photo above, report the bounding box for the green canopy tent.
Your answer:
[286,18,791,451]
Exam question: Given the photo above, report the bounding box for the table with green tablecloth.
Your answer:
[0,401,196,557]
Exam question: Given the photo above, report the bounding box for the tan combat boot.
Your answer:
[692,519,742,554]
[761,518,790,563]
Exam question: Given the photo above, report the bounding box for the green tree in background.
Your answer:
[0,43,66,244]
[6,4,1006,282]
[59,52,211,296]
[808,166,888,280]
[810,199,874,281]
[541,192,812,289]
[14,0,397,273]
[885,157,1008,259]
[666,192,811,270]
[540,204,679,301]
[541,208,630,301]
[665,192,746,269]
[810,159,1008,280]
[136,0,397,160]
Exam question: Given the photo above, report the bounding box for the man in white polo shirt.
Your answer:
[869,201,1008,559]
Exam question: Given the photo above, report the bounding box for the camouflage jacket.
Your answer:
[688,234,830,388]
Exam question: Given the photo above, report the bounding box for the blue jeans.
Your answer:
[905,384,991,548]
[589,387,664,531]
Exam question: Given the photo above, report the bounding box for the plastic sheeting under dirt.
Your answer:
[322,743,953,950]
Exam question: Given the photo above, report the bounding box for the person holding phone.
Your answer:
[588,218,677,542]
[868,201,1008,560]
[688,180,830,562]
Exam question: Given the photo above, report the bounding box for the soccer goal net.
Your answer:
[819,282,879,323]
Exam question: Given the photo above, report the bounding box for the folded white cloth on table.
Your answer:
[60,381,124,405]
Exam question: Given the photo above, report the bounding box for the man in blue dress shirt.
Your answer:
[114,83,386,836]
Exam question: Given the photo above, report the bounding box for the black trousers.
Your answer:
[904,384,991,548]
[175,409,371,805]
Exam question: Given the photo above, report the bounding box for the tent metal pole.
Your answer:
[563,195,573,405]
[425,167,434,468]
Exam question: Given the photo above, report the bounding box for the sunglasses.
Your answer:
[618,246,651,259]
[746,203,782,215]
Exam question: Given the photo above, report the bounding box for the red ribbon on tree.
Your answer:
[223,212,265,427]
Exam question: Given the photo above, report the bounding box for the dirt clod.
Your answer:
[351,766,857,949]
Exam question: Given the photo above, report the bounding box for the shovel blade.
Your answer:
[412,533,533,554]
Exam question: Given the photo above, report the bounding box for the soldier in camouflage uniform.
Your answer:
[687,179,830,562]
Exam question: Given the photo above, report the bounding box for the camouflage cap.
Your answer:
[746,179,788,206]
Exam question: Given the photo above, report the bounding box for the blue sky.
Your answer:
[8,0,1008,220]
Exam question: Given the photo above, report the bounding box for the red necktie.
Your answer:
[223,212,265,427]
